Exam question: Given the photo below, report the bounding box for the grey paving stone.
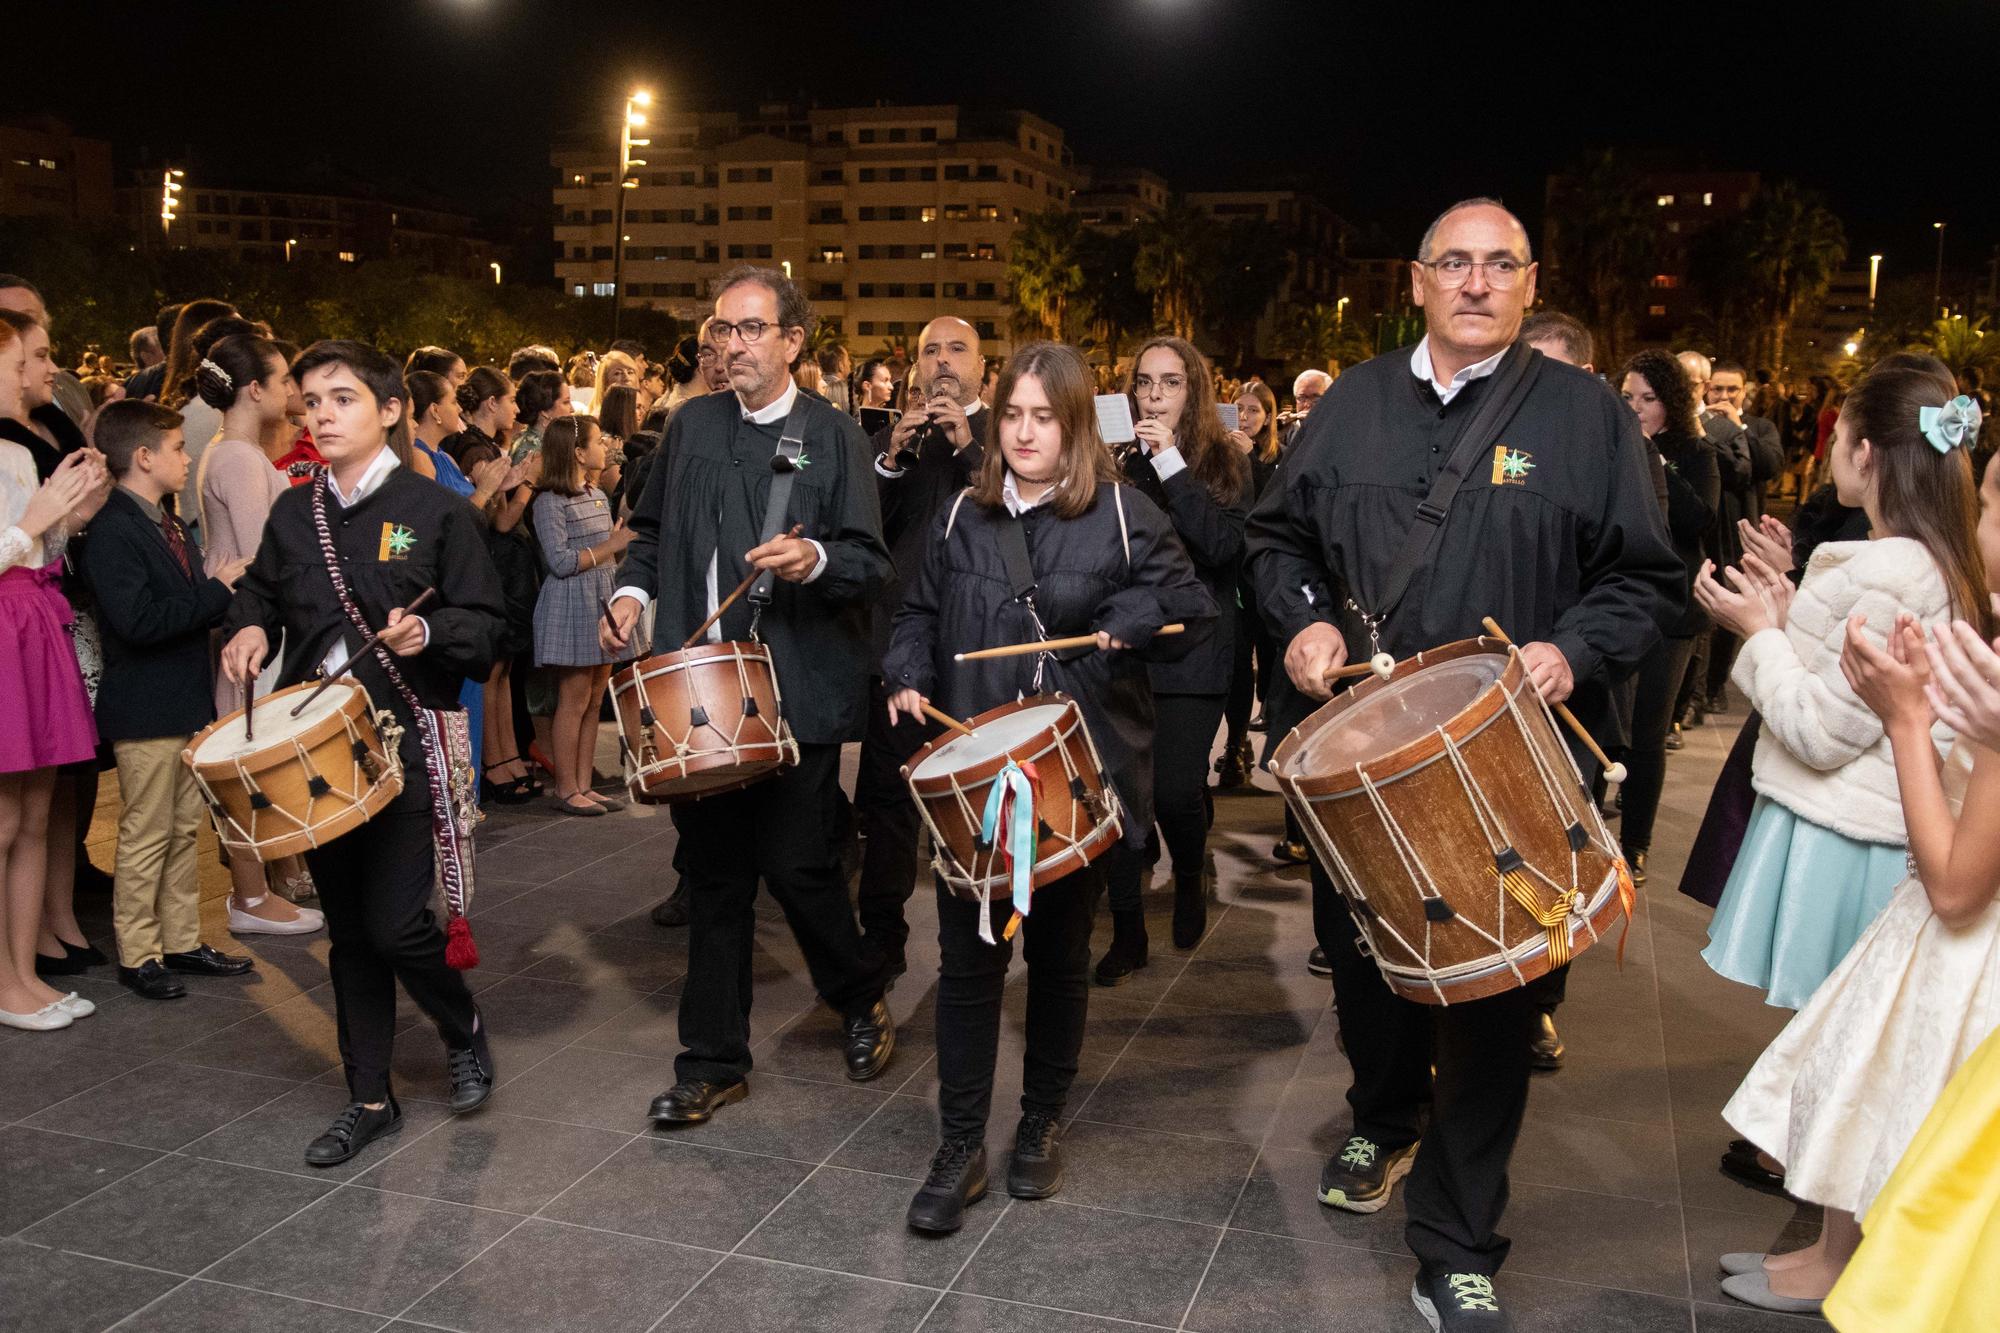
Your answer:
[665,1255,938,1331]
[742,1165,1000,1286]
[0,1126,159,1236]
[24,1059,296,1151]
[404,1217,713,1333]
[353,1109,630,1214]
[113,1279,386,1332]
[539,1135,812,1249]
[955,1199,1220,1327]
[0,1238,180,1333]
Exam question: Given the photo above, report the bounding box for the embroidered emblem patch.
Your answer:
[1492,446,1535,485]
[379,522,417,560]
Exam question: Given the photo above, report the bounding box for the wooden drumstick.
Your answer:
[241,680,253,744]
[1480,616,1628,784]
[290,587,438,718]
[1324,654,1398,684]
[953,623,1186,662]
[920,701,977,738]
[681,523,804,650]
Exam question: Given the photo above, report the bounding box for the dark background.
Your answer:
[9,0,1993,267]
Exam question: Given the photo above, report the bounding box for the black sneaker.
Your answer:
[650,880,690,928]
[446,1019,495,1114]
[1412,1271,1512,1330]
[1006,1112,1063,1199]
[1317,1135,1418,1214]
[305,1098,403,1167]
[907,1137,988,1234]
[1306,946,1331,977]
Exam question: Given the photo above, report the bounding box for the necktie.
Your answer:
[160,512,191,579]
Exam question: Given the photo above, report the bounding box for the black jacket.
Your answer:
[1247,344,1683,693]
[223,467,505,803]
[623,390,892,746]
[1653,429,1719,639]
[1121,449,1249,695]
[871,407,987,659]
[1701,410,1755,566]
[79,488,234,743]
[885,481,1216,841]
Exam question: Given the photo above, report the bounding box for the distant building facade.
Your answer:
[0,118,114,222]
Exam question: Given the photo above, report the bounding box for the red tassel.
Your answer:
[444,915,479,970]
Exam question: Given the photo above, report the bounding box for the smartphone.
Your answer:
[859,407,895,436]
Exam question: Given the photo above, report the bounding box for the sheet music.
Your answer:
[1094,394,1136,444]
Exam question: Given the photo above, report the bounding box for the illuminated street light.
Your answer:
[1336,295,1350,327]
[613,87,655,341]
[490,261,503,285]
[285,237,297,262]
[159,168,185,239]
[1868,253,1882,309]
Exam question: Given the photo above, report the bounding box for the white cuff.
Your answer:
[414,616,431,649]
[875,454,907,478]
[611,586,651,613]
[802,540,830,583]
[1151,445,1188,482]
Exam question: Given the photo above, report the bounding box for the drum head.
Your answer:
[910,703,1070,779]
[1296,655,1505,772]
[193,682,361,763]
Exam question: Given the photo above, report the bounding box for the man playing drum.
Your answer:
[1246,199,1682,1331]
[603,266,898,1125]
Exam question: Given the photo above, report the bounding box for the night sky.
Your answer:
[12,0,1996,278]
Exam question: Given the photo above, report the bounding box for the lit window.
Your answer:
[572,284,587,297]
[337,251,356,263]
[1702,192,1714,206]
[1655,194,1674,206]
[920,206,937,223]
[1647,304,1668,317]
[592,282,616,297]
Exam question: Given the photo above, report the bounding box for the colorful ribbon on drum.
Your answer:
[976,759,1041,945]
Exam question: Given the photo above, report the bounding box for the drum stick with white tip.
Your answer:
[1325,653,1398,684]
[681,523,804,650]
[920,701,977,738]
[954,623,1185,662]
[290,587,438,718]
[1479,617,1628,784]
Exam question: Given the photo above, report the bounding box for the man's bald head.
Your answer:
[917,317,983,405]
[1416,198,1533,266]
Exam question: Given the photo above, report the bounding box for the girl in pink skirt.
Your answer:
[0,315,110,1030]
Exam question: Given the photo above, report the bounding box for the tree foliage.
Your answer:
[1132,200,1221,342]
[1543,149,1657,368]
[1004,208,1087,343]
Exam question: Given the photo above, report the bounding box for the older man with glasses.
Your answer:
[1248,199,1682,1331]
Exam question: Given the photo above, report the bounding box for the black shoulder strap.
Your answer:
[995,508,1037,602]
[1370,342,1544,623]
[747,395,810,609]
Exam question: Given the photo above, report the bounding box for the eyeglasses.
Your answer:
[1420,257,1528,289]
[709,319,789,344]
[696,347,719,364]
[1133,374,1187,393]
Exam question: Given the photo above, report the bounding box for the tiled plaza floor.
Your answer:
[2,705,1829,1332]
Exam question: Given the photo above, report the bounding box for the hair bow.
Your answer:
[1919,395,1982,454]
[198,357,232,389]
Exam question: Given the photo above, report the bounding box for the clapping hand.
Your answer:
[1840,613,1932,729]
[1924,618,2000,749]
[1737,514,1794,577]
[1693,560,1779,637]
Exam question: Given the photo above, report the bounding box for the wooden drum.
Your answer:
[609,641,799,803]
[183,678,404,862]
[1269,637,1633,1004]
[902,693,1122,902]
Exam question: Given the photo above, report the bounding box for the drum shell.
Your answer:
[183,680,404,863]
[609,641,797,803]
[901,693,1122,899]
[1271,638,1627,1004]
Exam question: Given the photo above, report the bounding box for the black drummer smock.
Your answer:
[884,479,1216,843]
[1122,448,1251,698]
[1246,344,1684,687]
[222,461,505,804]
[622,389,891,746]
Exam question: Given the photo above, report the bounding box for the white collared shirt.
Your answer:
[319,447,424,674]
[1410,336,1509,406]
[1001,469,1060,517]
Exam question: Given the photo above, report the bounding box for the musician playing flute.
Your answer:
[220,340,506,1169]
[601,267,897,1127]
[1246,200,1682,1333]
[884,341,1214,1235]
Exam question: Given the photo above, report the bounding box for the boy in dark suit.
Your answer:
[79,401,254,1001]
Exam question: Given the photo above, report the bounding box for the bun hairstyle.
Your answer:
[405,345,460,378]
[665,335,701,386]
[194,334,282,410]
[160,298,236,409]
[514,369,566,426]
[457,365,511,418]
[406,370,454,428]
[1842,362,1996,637]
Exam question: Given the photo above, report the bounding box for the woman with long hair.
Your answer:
[530,417,630,814]
[885,340,1214,1233]
[1095,335,1251,980]
[1218,379,1280,786]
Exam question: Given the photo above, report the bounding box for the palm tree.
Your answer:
[1133,200,1220,342]
[1004,208,1086,342]
[1927,313,2000,377]
[1075,228,1149,371]
[1544,149,1660,368]
[1273,303,1343,372]
[1207,220,1293,369]
[1739,182,1847,372]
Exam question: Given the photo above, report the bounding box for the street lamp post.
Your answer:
[612,89,653,342]
[285,237,297,263]
[1933,222,1947,315]
[490,261,503,286]
[1868,253,1882,311]
[159,168,184,242]
[1335,295,1350,327]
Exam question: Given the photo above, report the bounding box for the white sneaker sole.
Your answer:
[1411,1282,1442,1331]
[230,908,326,936]
[1318,1142,1418,1214]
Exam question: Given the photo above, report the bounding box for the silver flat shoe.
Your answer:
[1718,1252,1764,1276]
[1720,1269,1823,1314]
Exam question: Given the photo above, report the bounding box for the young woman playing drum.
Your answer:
[884,340,1214,1234]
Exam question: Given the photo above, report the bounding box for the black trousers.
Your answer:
[672,743,883,1084]
[1224,603,1273,745]
[1619,636,1695,855]
[1310,858,1536,1276]
[1107,693,1224,911]
[853,676,933,961]
[934,864,1103,1141]
[303,803,478,1103]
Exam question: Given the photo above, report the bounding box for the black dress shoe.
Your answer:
[842,998,895,1081]
[161,944,253,976]
[1530,1010,1565,1071]
[1093,910,1148,986]
[446,1019,495,1114]
[648,1077,748,1124]
[1720,1138,1788,1194]
[64,940,109,968]
[35,951,87,977]
[1006,1112,1064,1199]
[1627,851,1648,886]
[650,880,690,928]
[1272,838,1310,866]
[118,959,187,1000]
[1171,874,1207,950]
[907,1138,988,1234]
[1307,946,1332,977]
[305,1098,402,1167]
